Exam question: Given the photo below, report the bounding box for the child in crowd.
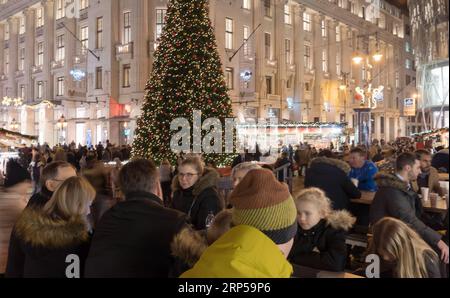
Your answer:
[369,217,441,278]
[288,188,355,272]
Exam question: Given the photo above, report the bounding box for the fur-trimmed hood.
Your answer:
[375,172,409,193]
[325,210,356,231]
[15,208,90,249]
[172,167,220,196]
[309,157,351,175]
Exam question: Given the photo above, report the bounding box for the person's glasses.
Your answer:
[179,173,199,179]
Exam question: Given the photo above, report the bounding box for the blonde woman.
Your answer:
[231,162,262,188]
[288,187,356,272]
[369,217,441,278]
[6,176,95,278]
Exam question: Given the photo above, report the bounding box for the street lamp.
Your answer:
[10,118,19,131]
[56,115,68,144]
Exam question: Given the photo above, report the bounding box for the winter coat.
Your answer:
[432,149,449,173]
[288,210,355,272]
[305,157,361,210]
[349,160,379,192]
[412,166,445,197]
[171,168,223,230]
[25,187,53,209]
[5,209,91,278]
[180,225,293,278]
[84,191,188,278]
[295,149,311,166]
[369,173,442,247]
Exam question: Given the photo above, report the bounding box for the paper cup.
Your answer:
[429,193,438,208]
[351,178,359,187]
[421,187,429,202]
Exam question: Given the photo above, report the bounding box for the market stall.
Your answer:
[236,122,347,153]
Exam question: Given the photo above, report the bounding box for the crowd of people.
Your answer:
[0,135,448,278]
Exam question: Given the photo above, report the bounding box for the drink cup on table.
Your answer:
[351,178,359,187]
[429,193,438,208]
[420,187,429,202]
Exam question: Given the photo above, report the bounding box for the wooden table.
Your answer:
[292,264,364,278]
[439,173,449,181]
[351,191,448,214]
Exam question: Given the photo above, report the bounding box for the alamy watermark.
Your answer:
[169,110,280,155]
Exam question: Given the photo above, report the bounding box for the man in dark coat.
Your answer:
[304,150,361,210]
[84,159,190,278]
[370,152,449,264]
[26,161,77,209]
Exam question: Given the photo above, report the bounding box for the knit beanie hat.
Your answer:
[228,169,297,244]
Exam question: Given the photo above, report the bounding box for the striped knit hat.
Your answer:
[229,169,297,244]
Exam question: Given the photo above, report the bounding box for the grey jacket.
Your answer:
[369,173,442,247]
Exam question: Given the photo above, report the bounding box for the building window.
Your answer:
[36,7,44,27]
[242,0,251,10]
[225,67,233,90]
[305,82,311,91]
[4,49,9,74]
[303,13,311,31]
[321,20,327,37]
[37,42,44,66]
[265,76,272,94]
[123,64,130,88]
[225,18,233,50]
[19,16,25,35]
[264,0,272,17]
[395,71,400,88]
[284,5,292,24]
[57,77,64,96]
[123,11,131,44]
[362,64,366,81]
[405,41,411,53]
[37,81,43,99]
[405,59,412,69]
[264,33,271,59]
[406,75,411,86]
[336,53,341,75]
[156,9,167,40]
[285,39,291,65]
[4,23,9,41]
[80,0,89,10]
[96,17,103,49]
[56,0,65,19]
[19,48,25,71]
[95,67,103,89]
[304,45,311,70]
[380,116,385,134]
[336,26,341,42]
[19,85,25,99]
[243,26,250,57]
[56,35,65,62]
[322,50,328,73]
[80,26,88,54]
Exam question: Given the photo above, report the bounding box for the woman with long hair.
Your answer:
[6,176,95,278]
[369,217,441,278]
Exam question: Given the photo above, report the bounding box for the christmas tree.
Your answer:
[131,0,236,166]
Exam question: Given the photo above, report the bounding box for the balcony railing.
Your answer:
[116,42,133,55]
[32,65,43,74]
[51,60,65,69]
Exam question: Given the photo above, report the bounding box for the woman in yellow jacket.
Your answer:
[180,169,298,278]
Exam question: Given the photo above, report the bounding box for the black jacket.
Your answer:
[84,191,188,278]
[304,157,361,210]
[5,208,91,278]
[370,173,442,247]
[25,187,53,209]
[288,211,355,272]
[171,168,223,230]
